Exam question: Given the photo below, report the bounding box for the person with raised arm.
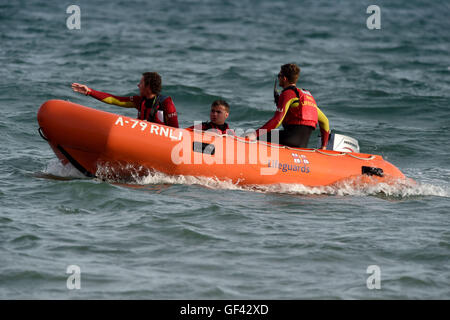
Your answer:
[72,72,178,128]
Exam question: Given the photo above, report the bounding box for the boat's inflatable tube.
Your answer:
[37,100,407,186]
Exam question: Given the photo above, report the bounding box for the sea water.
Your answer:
[0,0,449,299]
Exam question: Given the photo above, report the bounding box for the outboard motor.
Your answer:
[320,131,360,153]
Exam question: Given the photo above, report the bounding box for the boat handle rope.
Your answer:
[38,127,48,141]
[229,134,376,161]
[41,126,375,162]
[346,153,376,160]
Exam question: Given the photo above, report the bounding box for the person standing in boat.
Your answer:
[187,100,235,135]
[246,63,330,149]
[71,72,179,128]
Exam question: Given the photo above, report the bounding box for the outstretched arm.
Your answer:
[71,83,137,108]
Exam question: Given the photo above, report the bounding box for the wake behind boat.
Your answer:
[37,100,408,186]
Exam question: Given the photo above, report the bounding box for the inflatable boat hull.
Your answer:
[37,100,407,186]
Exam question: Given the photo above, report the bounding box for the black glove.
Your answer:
[273,78,280,105]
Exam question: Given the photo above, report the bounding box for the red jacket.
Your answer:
[257,86,319,137]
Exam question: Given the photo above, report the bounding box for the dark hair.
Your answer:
[142,72,162,95]
[280,63,300,83]
[211,99,230,112]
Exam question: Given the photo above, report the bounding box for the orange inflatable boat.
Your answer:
[37,100,407,186]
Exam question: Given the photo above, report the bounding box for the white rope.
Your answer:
[314,149,346,156]
[191,130,376,161]
[346,153,376,161]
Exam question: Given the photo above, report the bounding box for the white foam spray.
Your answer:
[96,164,450,199]
[41,159,86,179]
[41,160,450,198]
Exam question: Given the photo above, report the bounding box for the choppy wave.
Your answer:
[42,160,450,199]
[37,159,86,179]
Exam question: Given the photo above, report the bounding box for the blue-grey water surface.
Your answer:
[0,0,449,299]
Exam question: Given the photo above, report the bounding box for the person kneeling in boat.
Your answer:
[246,63,330,149]
[71,72,179,128]
[187,100,235,135]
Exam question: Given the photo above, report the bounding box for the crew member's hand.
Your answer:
[245,132,257,141]
[72,83,91,95]
[320,129,331,151]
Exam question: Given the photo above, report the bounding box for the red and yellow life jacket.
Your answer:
[282,86,319,128]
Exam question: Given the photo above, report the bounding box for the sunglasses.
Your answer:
[277,73,284,78]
